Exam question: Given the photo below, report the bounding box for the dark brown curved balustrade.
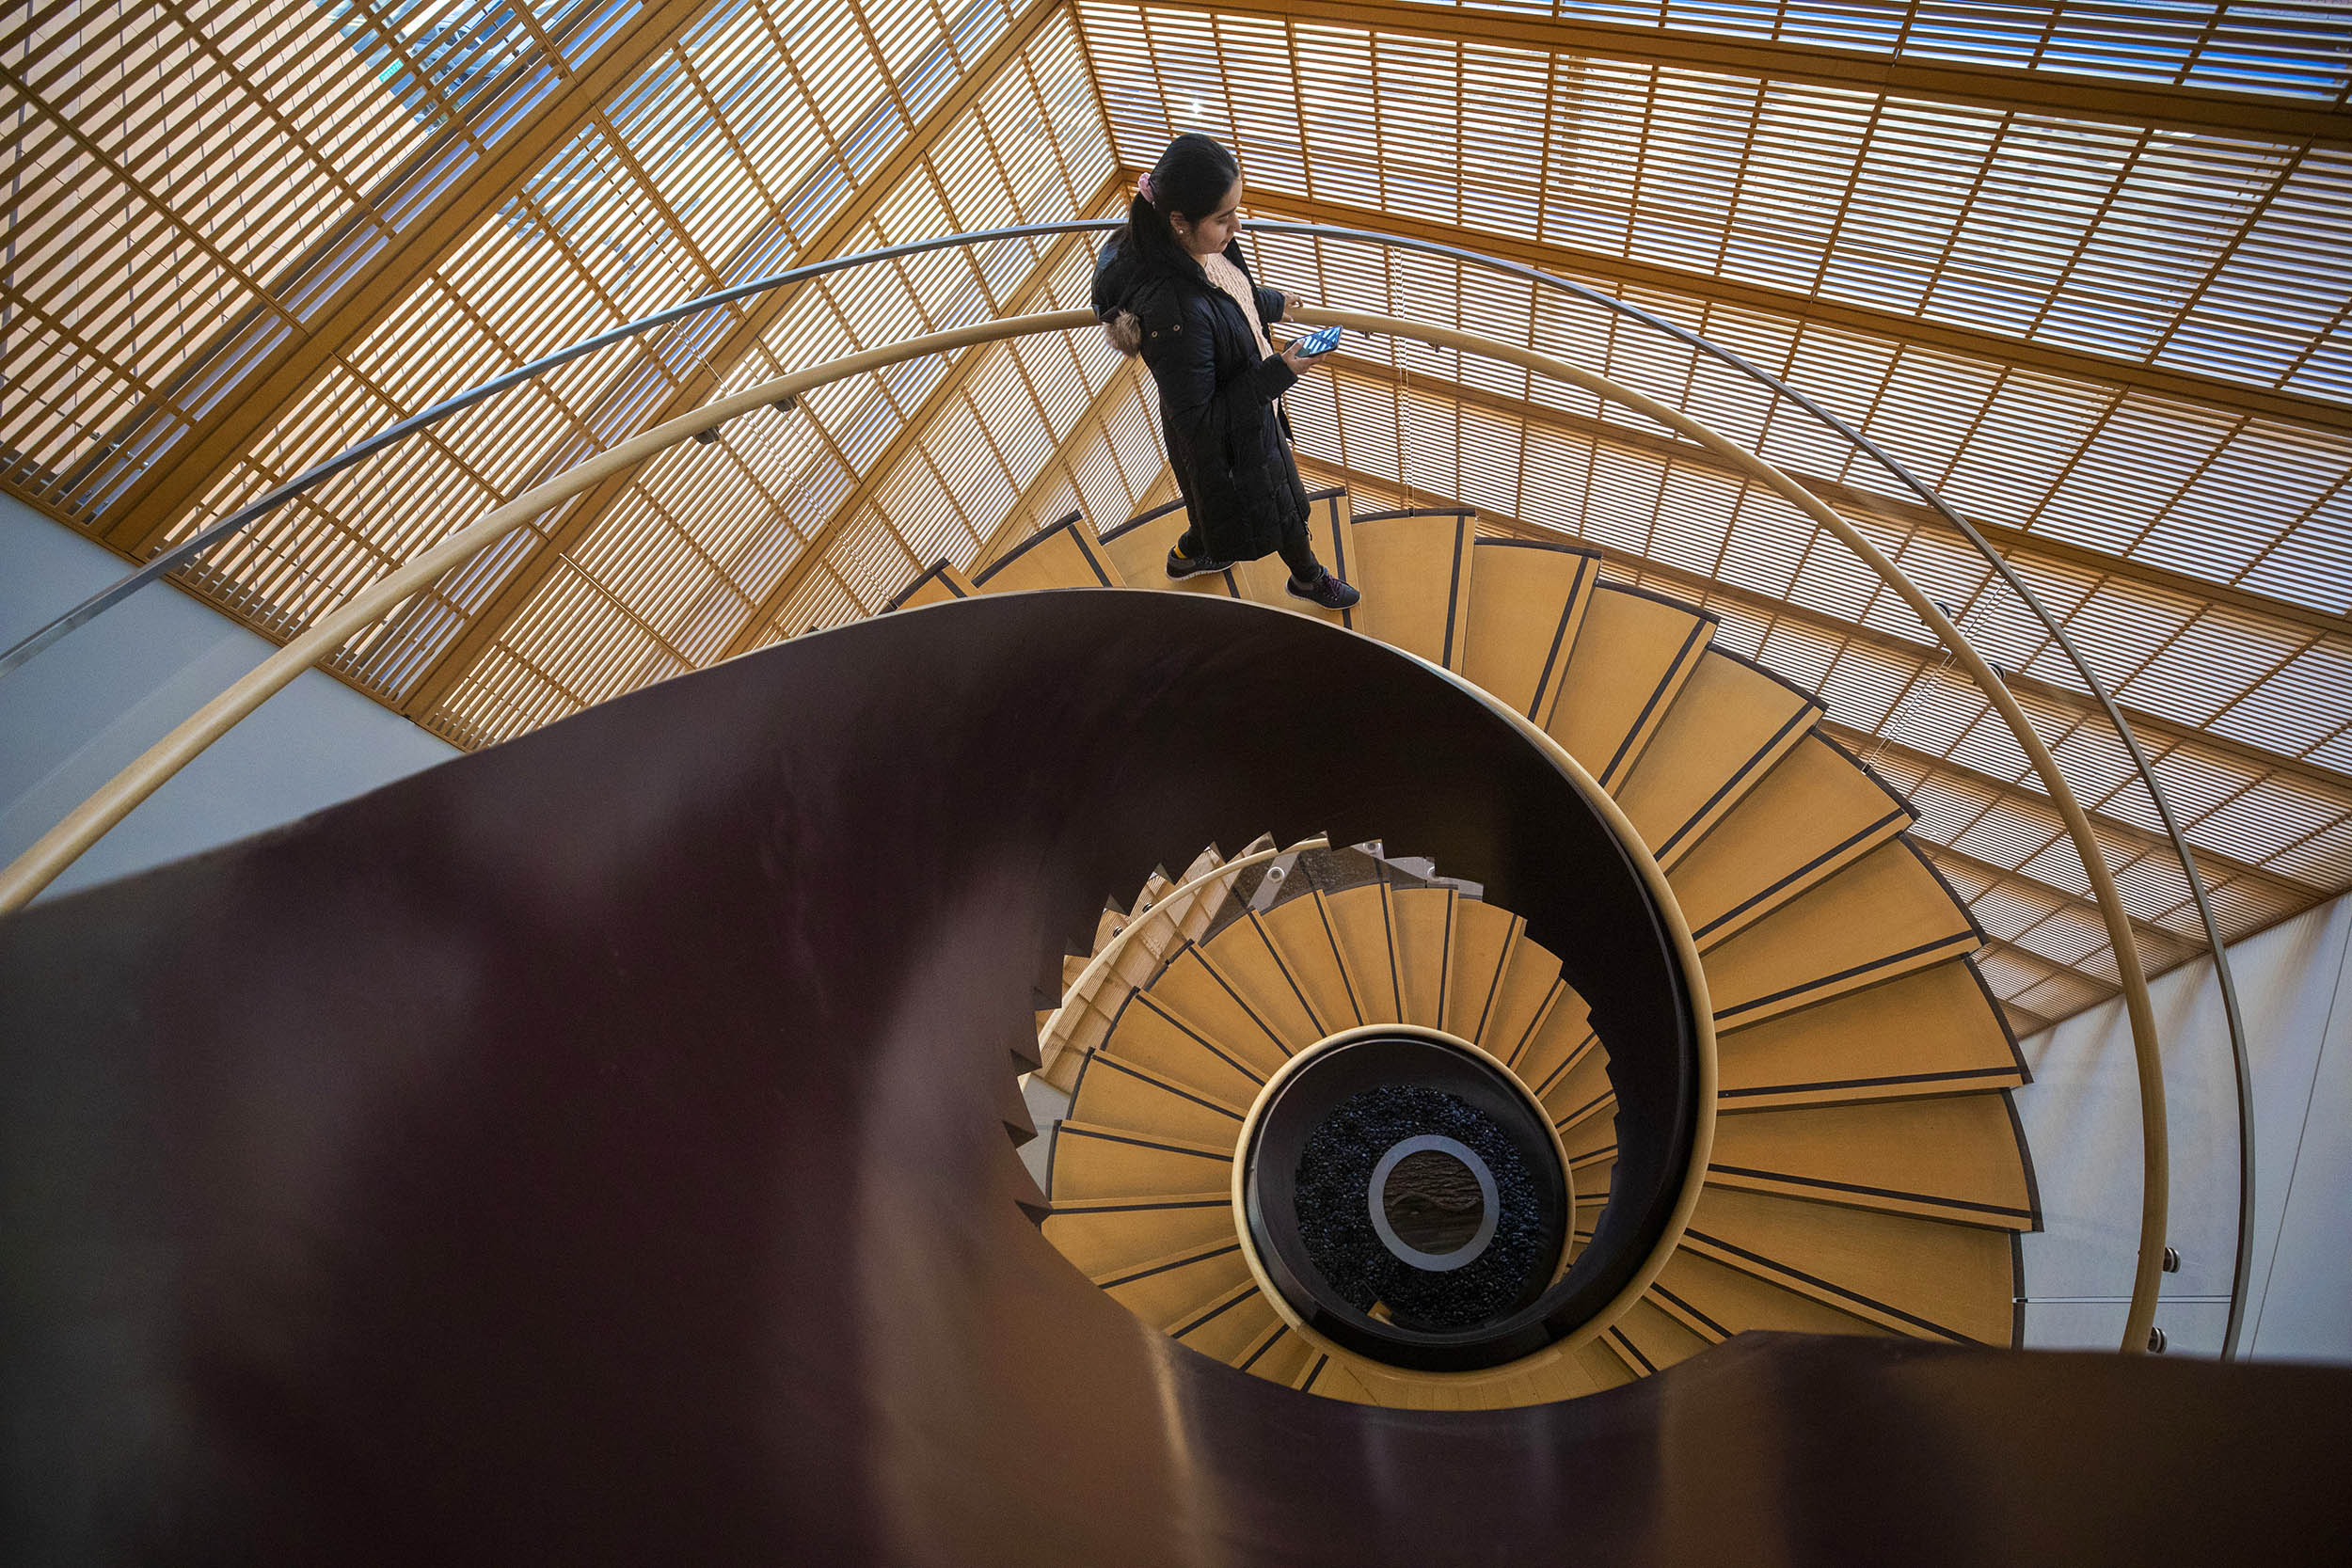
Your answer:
[2,591,2345,1564]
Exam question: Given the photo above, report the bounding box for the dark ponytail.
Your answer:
[1124,133,1241,281]
[1102,133,1241,354]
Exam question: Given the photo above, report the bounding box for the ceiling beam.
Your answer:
[1233,186,2352,436]
[709,215,1118,665]
[1176,1,2352,147]
[1293,444,2352,811]
[95,0,726,555]
[1827,719,2326,908]
[401,0,1073,719]
[1317,351,2350,641]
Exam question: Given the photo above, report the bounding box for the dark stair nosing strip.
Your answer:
[1136,991,1268,1087]
[1190,946,1295,1060]
[1299,1354,1329,1393]
[1101,497,1187,541]
[1248,910,1328,1037]
[1606,1327,1657,1375]
[1503,978,1565,1070]
[1097,1241,1243,1291]
[1434,888,1455,1034]
[1052,1196,1232,1216]
[1648,1280,1730,1342]
[1532,1028,1599,1097]
[1379,882,1406,1022]
[1057,1124,1234,1162]
[1691,808,1912,943]
[1090,1053,1246,1120]
[1599,615,1711,786]
[971,510,1089,587]
[1713,932,1979,1022]
[1235,1325,1286,1373]
[1442,513,1467,667]
[1681,1225,1973,1343]
[1311,892,1366,1025]
[1706,1163,2033,1221]
[1718,1066,2024,1100]
[1655,703,1820,861]
[1171,1285,1259,1340]
[1552,1085,1616,1129]
[882,561,966,612]
[1526,552,1594,722]
[1470,919,1518,1046]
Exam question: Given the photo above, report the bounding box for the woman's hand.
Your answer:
[1279,337,1331,374]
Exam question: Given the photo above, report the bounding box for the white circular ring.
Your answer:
[1367,1134,1500,1273]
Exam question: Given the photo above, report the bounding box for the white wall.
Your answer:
[0,494,460,903]
[2016,890,2352,1363]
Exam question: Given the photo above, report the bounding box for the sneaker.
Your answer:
[1166,544,1234,579]
[1286,566,1361,610]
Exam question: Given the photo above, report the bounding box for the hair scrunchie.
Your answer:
[1136,171,1157,206]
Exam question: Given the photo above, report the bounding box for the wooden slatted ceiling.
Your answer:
[61,0,1045,698]
[1293,344,2352,786]
[423,222,1141,744]
[1357,2,2352,103]
[1078,5,2352,404]
[1,0,644,521]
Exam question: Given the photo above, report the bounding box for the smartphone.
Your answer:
[1295,323,1344,356]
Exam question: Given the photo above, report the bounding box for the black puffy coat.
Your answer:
[1092,234,1310,562]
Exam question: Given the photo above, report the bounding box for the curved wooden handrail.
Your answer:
[0,309,1092,914]
[0,299,2164,1356]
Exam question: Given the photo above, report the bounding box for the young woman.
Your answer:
[1091,134,1360,609]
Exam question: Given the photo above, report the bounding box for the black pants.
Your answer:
[1176,514,1320,579]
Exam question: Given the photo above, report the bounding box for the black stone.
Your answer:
[1292,1085,1549,1333]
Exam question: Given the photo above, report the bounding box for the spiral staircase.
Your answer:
[6,230,2346,1560]
[874,486,2037,1405]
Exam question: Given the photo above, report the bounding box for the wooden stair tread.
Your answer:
[1322,882,1405,1026]
[1096,992,1267,1110]
[1460,539,1599,724]
[1440,897,1517,1040]
[1099,502,1237,597]
[1650,1248,1890,1343]
[1669,732,1913,947]
[1230,490,1351,626]
[1048,1119,1235,1202]
[1099,1237,1254,1331]
[1613,649,1820,866]
[1042,1196,1236,1284]
[1716,958,2026,1111]
[1345,511,1476,671]
[1545,584,1713,787]
[1680,1184,2017,1345]
[1708,1094,2037,1230]
[1704,839,1980,1029]
[1605,1297,1711,1375]
[1256,893,1363,1035]
[1066,1050,1248,1149]
[1200,913,1327,1050]
[971,512,1120,594]
[1141,948,1293,1081]
[1172,1282,1282,1361]
[884,559,975,610]
[1390,885,1454,1028]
